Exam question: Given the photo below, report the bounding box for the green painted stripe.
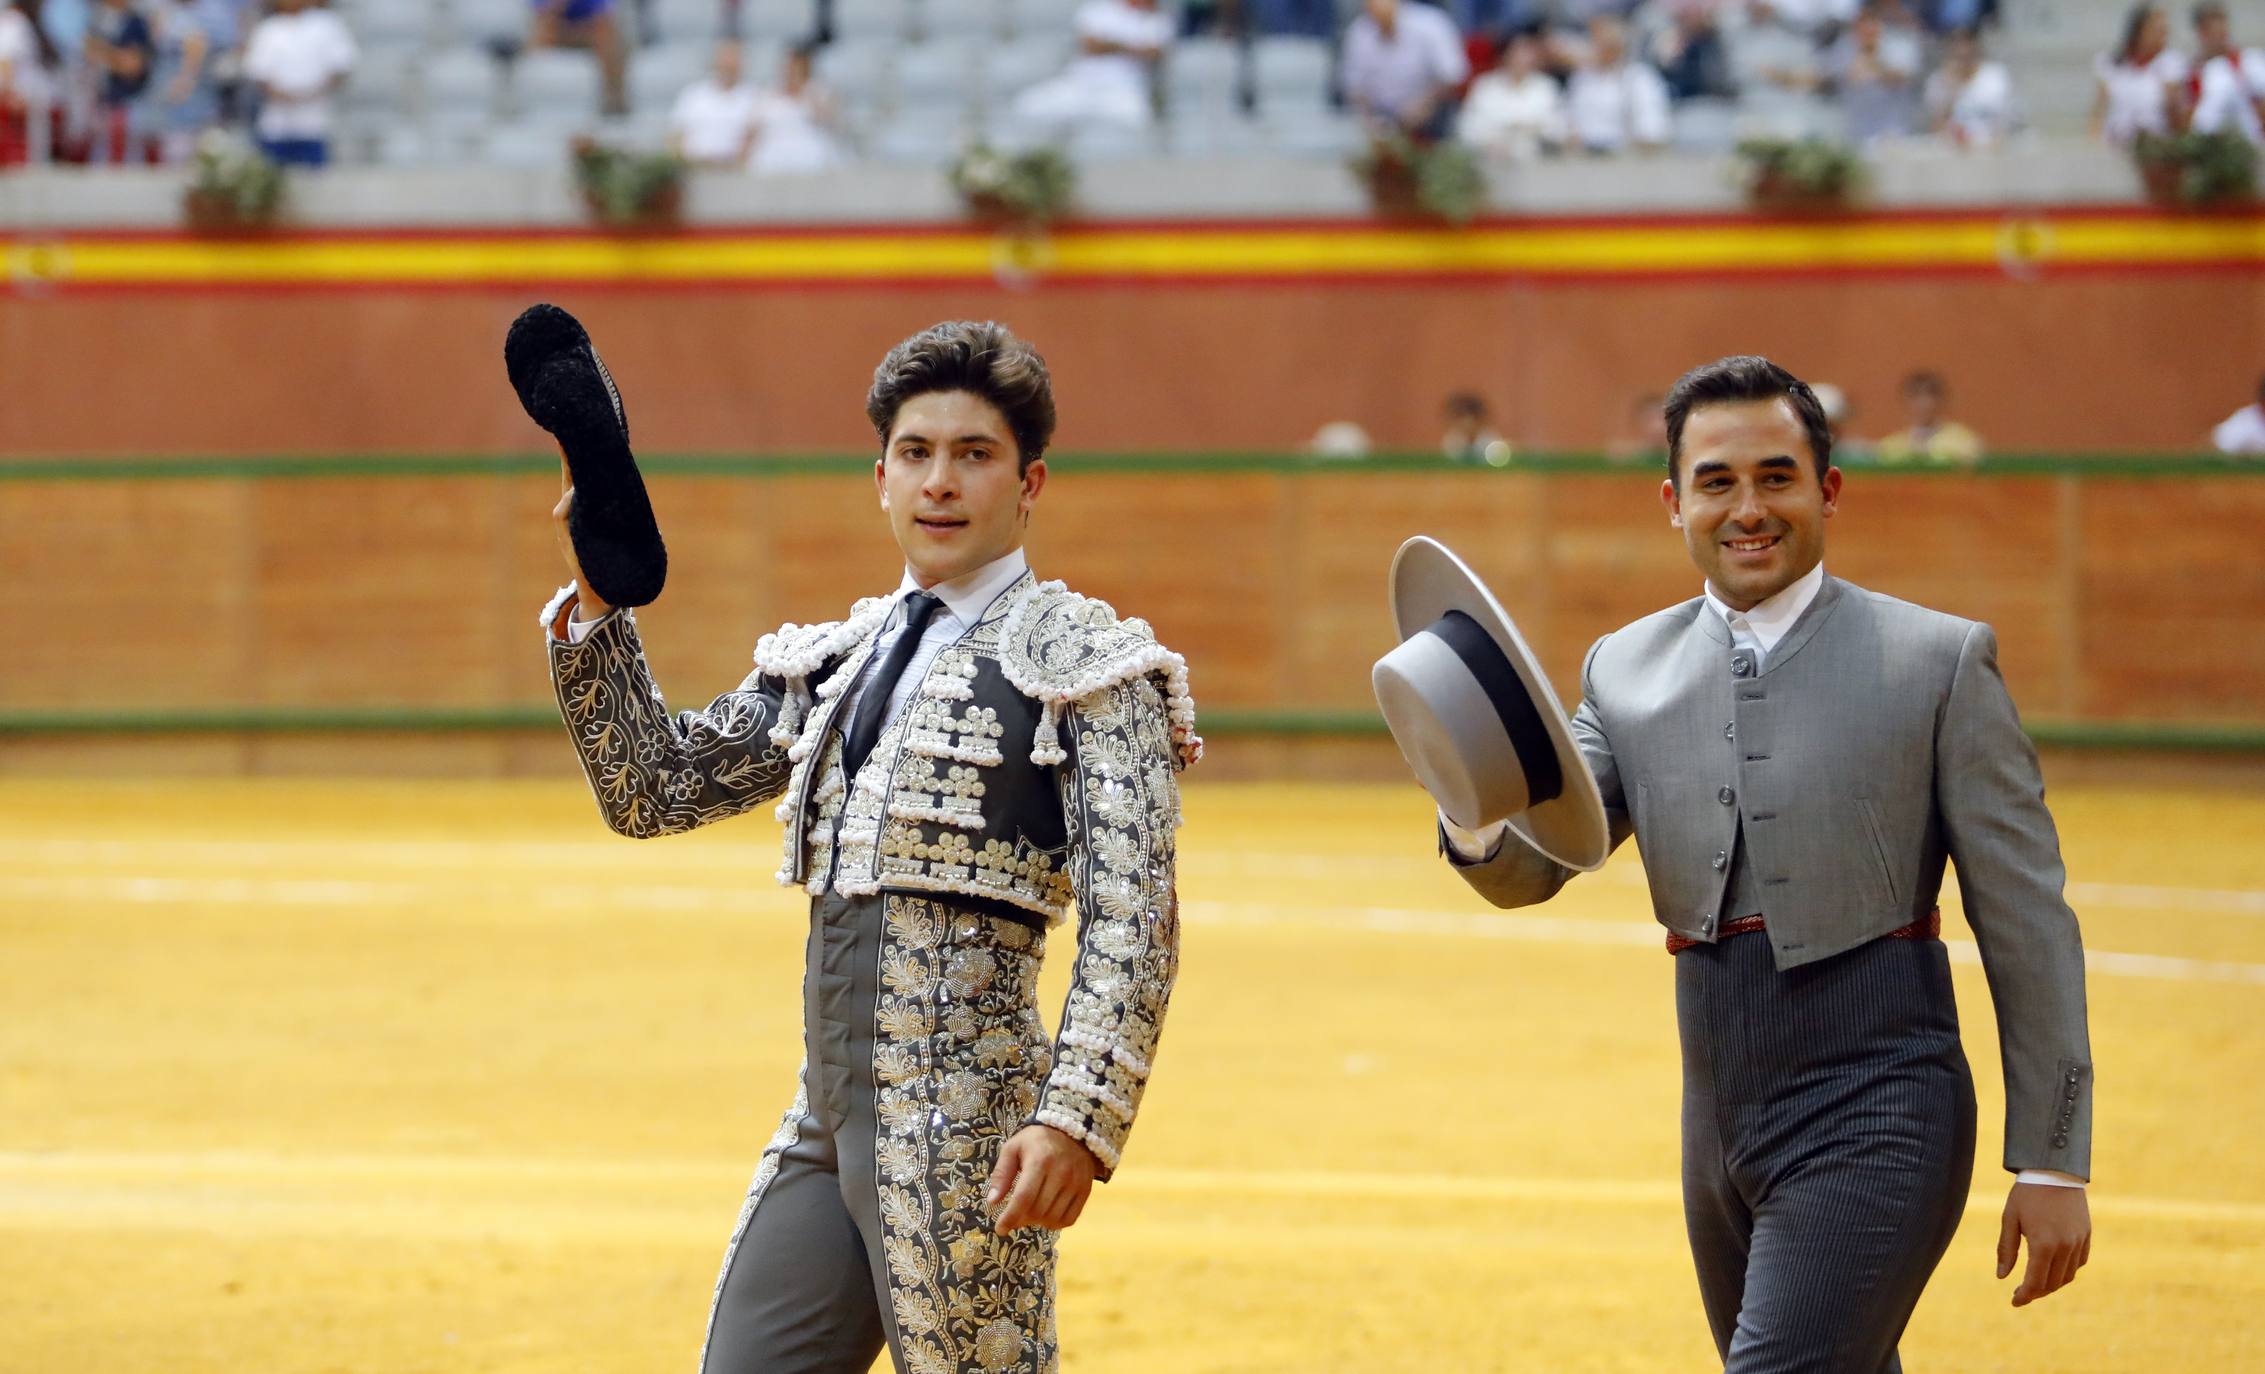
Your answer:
[5,705,2261,752]
[1,451,2260,481]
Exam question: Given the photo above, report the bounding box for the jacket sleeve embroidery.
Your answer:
[1031,673,1184,1177]
[545,594,798,838]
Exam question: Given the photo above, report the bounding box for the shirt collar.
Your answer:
[895,547,1029,629]
[1703,561,1825,650]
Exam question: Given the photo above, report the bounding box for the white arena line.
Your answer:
[1196,901,2265,986]
[11,838,2265,915]
[8,877,2265,986]
[0,1151,2258,1227]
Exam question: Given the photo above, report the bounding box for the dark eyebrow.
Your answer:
[1691,455,1799,478]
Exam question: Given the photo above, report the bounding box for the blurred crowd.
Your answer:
[2,0,2263,170]
[1407,362,2265,462]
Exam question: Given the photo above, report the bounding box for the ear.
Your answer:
[874,455,888,509]
[1819,465,1843,519]
[1019,458,1047,515]
[1659,477,1682,528]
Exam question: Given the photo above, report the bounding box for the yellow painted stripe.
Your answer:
[8,213,2262,286]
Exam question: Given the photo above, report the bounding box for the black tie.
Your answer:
[840,591,944,777]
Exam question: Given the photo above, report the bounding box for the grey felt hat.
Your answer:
[1372,536,1610,873]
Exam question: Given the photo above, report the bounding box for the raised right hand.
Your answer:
[553,457,614,620]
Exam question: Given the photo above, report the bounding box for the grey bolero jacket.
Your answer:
[1449,576,2094,1178]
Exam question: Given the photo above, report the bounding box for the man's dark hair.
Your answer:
[1444,390,1489,419]
[1903,368,1946,396]
[866,321,1056,472]
[1662,355,1834,488]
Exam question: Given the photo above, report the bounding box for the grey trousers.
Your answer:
[702,890,898,1374]
[1677,931,1978,1374]
[699,891,1060,1374]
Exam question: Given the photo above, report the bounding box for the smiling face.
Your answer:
[876,389,1046,588]
[1660,398,1840,612]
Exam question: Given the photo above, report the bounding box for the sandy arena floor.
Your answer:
[3,777,2261,1372]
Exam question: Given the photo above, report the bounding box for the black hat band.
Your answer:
[1424,609,1565,808]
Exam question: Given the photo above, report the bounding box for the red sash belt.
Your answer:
[1666,907,1942,955]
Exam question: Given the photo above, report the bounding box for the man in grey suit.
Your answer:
[1441,356,2093,1371]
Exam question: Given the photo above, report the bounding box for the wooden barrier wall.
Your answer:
[3,465,2260,776]
[6,272,2264,458]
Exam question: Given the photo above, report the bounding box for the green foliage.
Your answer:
[2133,131,2260,207]
[572,141,688,226]
[1352,133,1487,225]
[184,131,286,229]
[1734,137,1867,206]
[949,144,1078,230]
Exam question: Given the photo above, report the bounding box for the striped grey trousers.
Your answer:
[1677,931,1978,1373]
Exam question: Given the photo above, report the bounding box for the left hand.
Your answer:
[1996,1181,2091,1306]
[987,1124,1097,1234]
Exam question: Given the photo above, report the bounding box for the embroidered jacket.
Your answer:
[541,570,1198,1172]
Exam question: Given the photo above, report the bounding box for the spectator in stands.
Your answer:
[1,0,60,164]
[1606,389,1667,463]
[1342,0,1470,142]
[84,0,152,162]
[1011,0,1172,132]
[2179,1,2265,145]
[531,0,626,116]
[1877,369,1983,465]
[1440,390,1506,461]
[241,0,354,167]
[147,0,214,162]
[1565,16,1670,153]
[1649,0,1734,102]
[2210,373,2265,453]
[1820,1,1922,142]
[748,40,841,174]
[666,36,756,167]
[2091,3,2187,145]
[1458,27,1565,159]
[1924,25,2015,147]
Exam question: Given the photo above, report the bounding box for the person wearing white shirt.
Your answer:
[1342,0,1469,139]
[1010,0,1171,131]
[667,38,758,167]
[747,42,842,174]
[239,0,354,166]
[2211,374,2265,453]
[1925,27,2016,149]
[0,0,55,165]
[1457,29,1568,159]
[2091,2,2188,145]
[2183,2,2265,146]
[1565,16,1672,154]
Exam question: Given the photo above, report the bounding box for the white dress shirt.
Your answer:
[567,547,1030,739]
[1439,562,2083,1186]
[840,548,1031,733]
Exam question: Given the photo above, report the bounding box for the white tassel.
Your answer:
[1031,699,1068,767]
